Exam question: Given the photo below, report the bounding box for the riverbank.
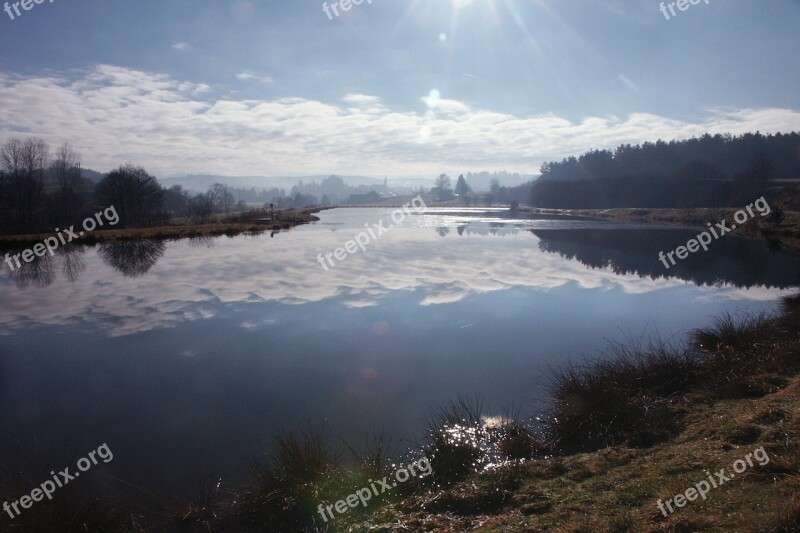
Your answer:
[0,207,325,246]
[348,296,800,532]
[574,206,800,255]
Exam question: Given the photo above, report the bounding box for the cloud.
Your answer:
[240,317,278,329]
[236,71,274,84]
[172,42,191,51]
[0,65,799,177]
[421,94,470,114]
[342,94,382,105]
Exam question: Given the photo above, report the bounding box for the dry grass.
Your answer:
[364,371,800,532]
[350,296,800,532]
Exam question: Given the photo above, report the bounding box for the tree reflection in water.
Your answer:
[187,236,217,249]
[532,228,800,289]
[98,241,166,278]
[58,244,86,282]
[8,253,55,288]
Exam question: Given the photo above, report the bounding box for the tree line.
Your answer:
[428,173,529,207]
[0,137,259,236]
[529,132,800,209]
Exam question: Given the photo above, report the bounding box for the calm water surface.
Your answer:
[1,207,798,496]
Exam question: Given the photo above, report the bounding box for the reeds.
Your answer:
[544,296,799,454]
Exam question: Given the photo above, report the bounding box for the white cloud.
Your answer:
[342,93,382,105]
[241,317,278,329]
[172,42,191,51]
[236,71,274,84]
[0,65,799,177]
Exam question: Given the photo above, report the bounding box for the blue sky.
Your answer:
[0,0,799,178]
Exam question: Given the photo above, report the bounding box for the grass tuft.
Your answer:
[776,492,800,531]
[240,424,340,531]
[545,339,702,453]
[690,311,775,353]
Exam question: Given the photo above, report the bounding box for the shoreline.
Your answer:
[521,205,800,254]
[0,207,327,247]
[351,295,800,532]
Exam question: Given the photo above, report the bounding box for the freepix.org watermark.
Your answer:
[659,0,710,21]
[3,205,119,272]
[656,446,769,517]
[317,457,432,522]
[658,197,771,270]
[322,0,372,20]
[316,195,426,271]
[3,443,114,520]
[3,0,55,21]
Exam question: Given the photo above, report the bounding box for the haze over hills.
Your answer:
[157,171,536,194]
[79,168,105,182]
[158,174,384,193]
[71,168,536,209]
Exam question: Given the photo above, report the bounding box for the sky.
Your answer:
[0,0,799,179]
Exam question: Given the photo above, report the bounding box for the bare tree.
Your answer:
[0,137,49,232]
[208,183,234,213]
[188,193,214,224]
[53,142,81,189]
[163,185,189,217]
[435,173,451,192]
[52,142,85,224]
[0,137,24,175]
[434,173,451,201]
[95,164,164,227]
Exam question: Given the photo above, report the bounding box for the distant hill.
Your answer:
[463,171,536,192]
[157,172,537,194]
[159,174,386,193]
[81,168,105,182]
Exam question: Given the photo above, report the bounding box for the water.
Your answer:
[1,207,798,497]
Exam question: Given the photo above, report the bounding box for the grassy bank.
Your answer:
[0,207,324,247]
[358,297,800,532]
[2,297,798,532]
